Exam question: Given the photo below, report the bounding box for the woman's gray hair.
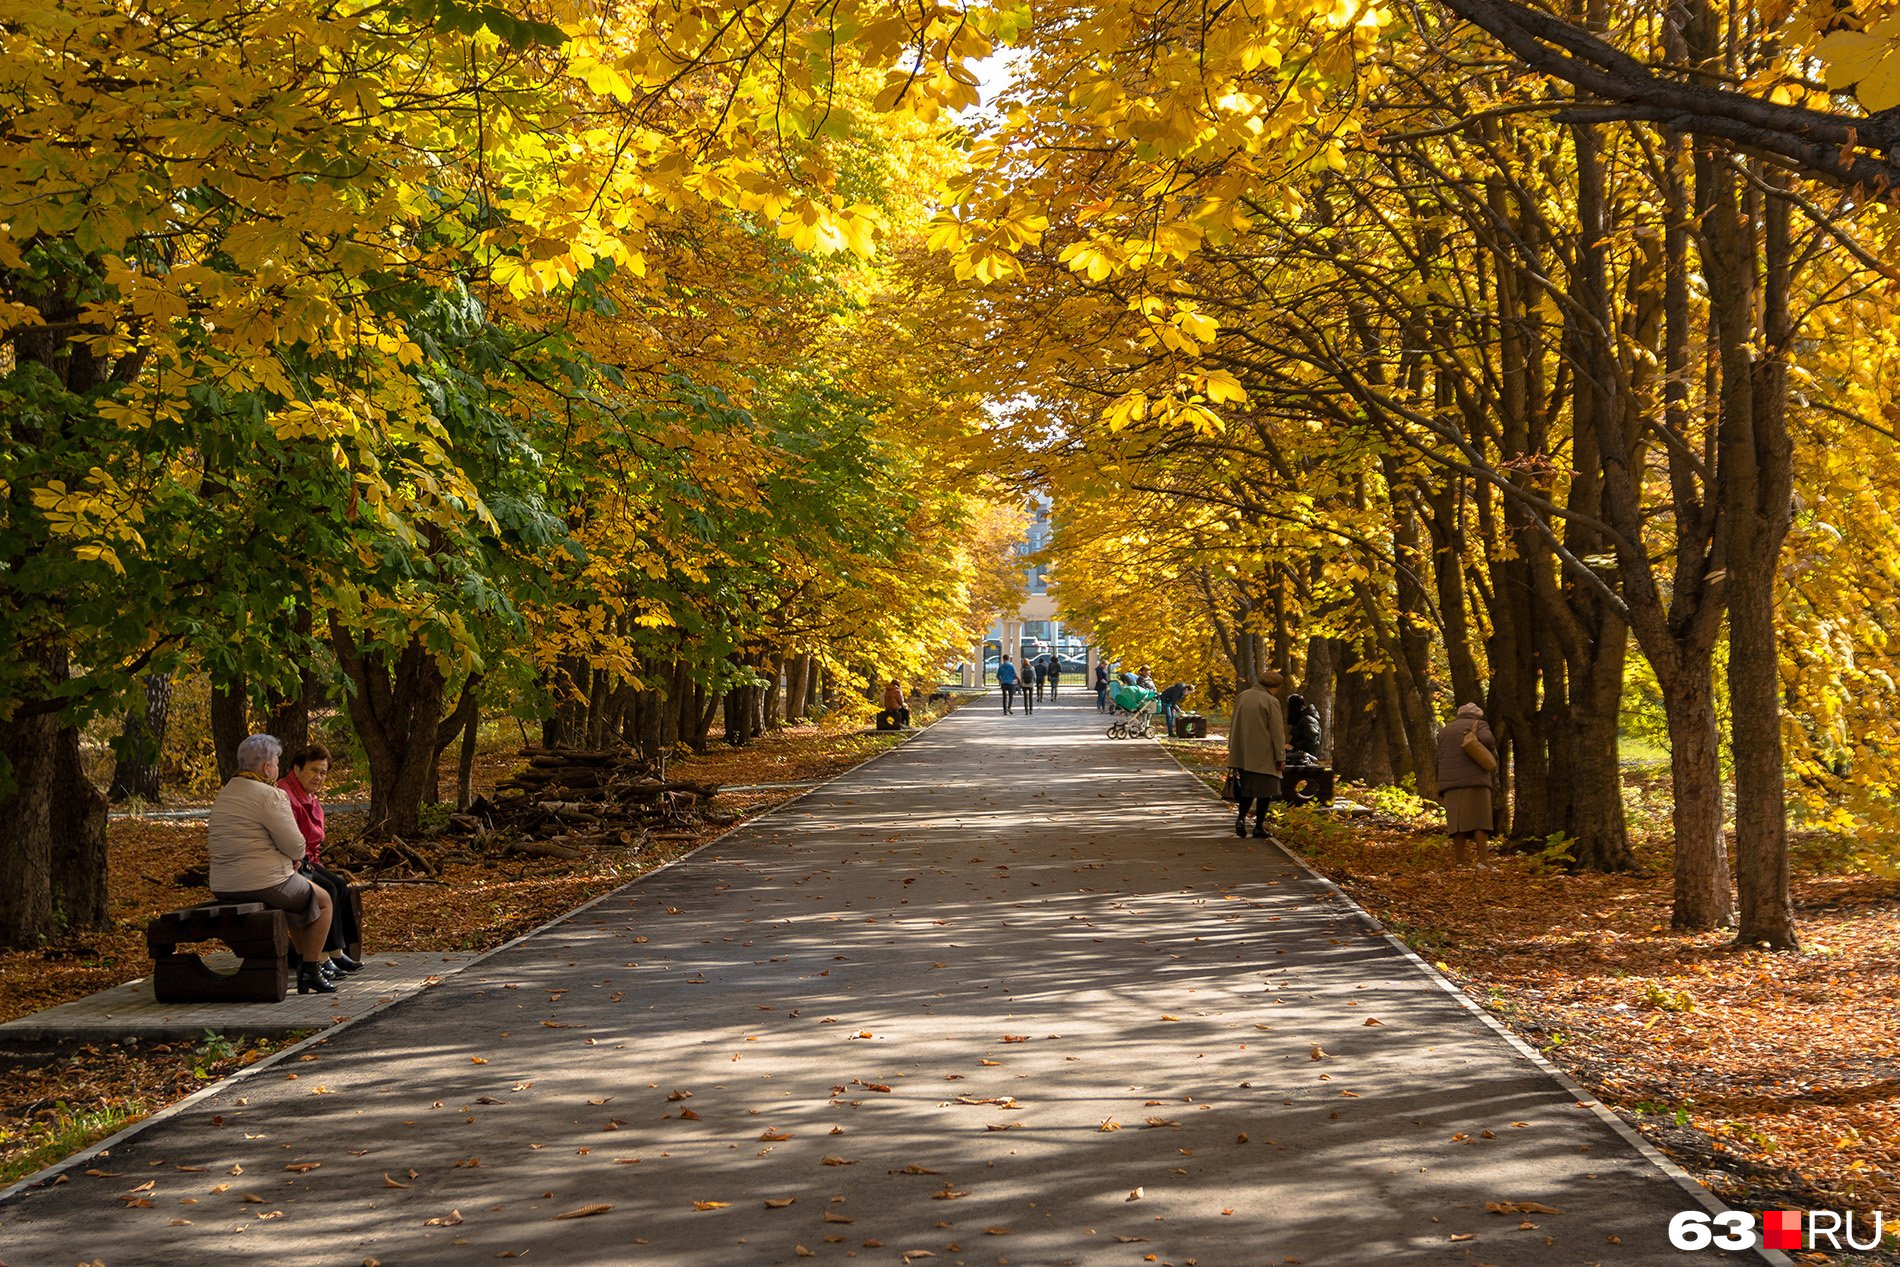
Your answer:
[234,733,283,775]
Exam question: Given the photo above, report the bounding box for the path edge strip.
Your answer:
[0,697,977,1209]
[1153,741,1794,1267]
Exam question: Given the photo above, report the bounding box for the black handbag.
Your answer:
[1220,770,1240,802]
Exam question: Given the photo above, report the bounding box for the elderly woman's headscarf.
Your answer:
[1456,702,1485,719]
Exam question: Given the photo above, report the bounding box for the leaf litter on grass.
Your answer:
[1271,806,1900,1221]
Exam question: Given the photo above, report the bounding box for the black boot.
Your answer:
[298,963,339,995]
[1252,818,1269,839]
[1233,810,1247,838]
[331,952,364,973]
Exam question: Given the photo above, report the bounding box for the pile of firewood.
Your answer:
[449,747,732,860]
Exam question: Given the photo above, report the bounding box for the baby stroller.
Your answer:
[1106,681,1159,738]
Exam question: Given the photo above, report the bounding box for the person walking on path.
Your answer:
[1226,670,1286,838]
[1048,657,1063,698]
[1033,655,1048,702]
[1018,654,1035,714]
[996,655,1018,713]
[1436,702,1498,865]
[1095,662,1110,712]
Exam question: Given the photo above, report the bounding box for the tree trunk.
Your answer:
[1706,160,1797,948]
[210,679,250,784]
[724,684,748,747]
[0,704,59,947]
[331,618,464,838]
[265,598,320,756]
[784,654,809,722]
[1657,659,1732,926]
[1426,489,1484,710]
[1332,653,1392,786]
[1302,635,1337,763]
[691,683,719,753]
[109,673,174,803]
[455,698,480,812]
[0,654,110,946]
[1564,629,1633,870]
[52,725,109,932]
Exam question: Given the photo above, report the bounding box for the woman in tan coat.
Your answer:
[1226,670,1287,838]
[1435,702,1498,865]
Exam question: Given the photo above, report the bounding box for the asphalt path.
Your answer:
[0,691,1760,1265]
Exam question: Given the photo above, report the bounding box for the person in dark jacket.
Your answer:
[1095,663,1111,712]
[1033,656,1048,701]
[1047,657,1063,698]
[1285,693,1323,764]
[1435,702,1497,865]
[996,655,1018,713]
[1017,655,1035,714]
[1158,681,1193,736]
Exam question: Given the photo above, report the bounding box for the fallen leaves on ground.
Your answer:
[1269,794,1900,1220]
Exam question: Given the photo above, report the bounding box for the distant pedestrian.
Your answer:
[997,656,1018,714]
[1048,658,1063,698]
[1225,670,1286,839]
[1018,655,1035,714]
[1034,656,1048,701]
[1095,663,1110,711]
[1435,702,1497,866]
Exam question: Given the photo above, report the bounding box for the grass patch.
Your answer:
[0,1101,146,1186]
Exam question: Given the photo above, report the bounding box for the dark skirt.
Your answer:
[1235,769,1281,800]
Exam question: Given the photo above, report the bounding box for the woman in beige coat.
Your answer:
[1226,670,1287,838]
[1435,702,1498,865]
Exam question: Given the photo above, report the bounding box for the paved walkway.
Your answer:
[0,694,1760,1265]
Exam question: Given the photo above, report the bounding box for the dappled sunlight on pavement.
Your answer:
[0,693,1740,1265]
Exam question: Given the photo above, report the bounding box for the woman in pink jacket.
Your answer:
[277,743,365,980]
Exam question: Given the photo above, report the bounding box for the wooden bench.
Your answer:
[1283,764,1335,806]
[146,902,289,1003]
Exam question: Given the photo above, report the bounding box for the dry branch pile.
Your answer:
[450,748,733,861]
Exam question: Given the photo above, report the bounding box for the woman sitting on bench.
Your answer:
[879,678,911,729]
[278,742,364,979]
[208,734,338,996]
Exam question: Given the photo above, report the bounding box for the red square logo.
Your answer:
[1762,1210,1803,1250]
